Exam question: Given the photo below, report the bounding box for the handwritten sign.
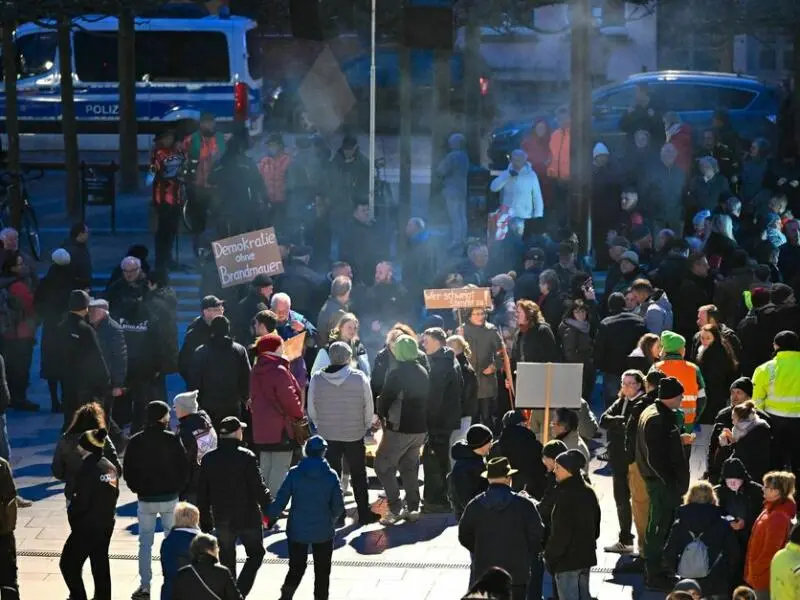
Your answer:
[212,227,284,288]
[423,287,492,310]
[515,362,583,410]
[283,331,306,362]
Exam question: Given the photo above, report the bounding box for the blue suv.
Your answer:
[488,70,780,169]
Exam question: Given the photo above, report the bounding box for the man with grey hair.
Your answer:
[271,292,316,344]
[106,256,147,316]
[307,341,378,525]
[490,148,544,238]
[436,132,470,250]
[316,275,351,345]
[0,227,38,289]
[638,143,686,235]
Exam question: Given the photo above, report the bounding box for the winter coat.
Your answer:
[594,311,648,375]
[179,317,212,384]
[307,365,372,442]
[34,264,78,379]
[556,429,590,473]
[744,498,797,590]
[56,312,110,396]
[737,303,784,377]
[311,339,370,376]
[51,431,122,500]
[436,147,469,202]
[490,162,544,219]
[463,322,503,399]
[638,162,686,226]
[459,483,544,586]
[275,261,326,322]
[176,411,217,500]
[94,316,128,389]
[172,554,242,600]
[149,289,179,375]
[664,502,740,595]
[690,323,742,365]
[636,289,673,335]
[402,231,439,302]
[770,541,800,600]
[426,347,463,434]
[601,393,642,465]
[673,274,714,341]
[188,337,251,423]
[514,267,542,303]
[63,239,92,290]
[696,342,738,425]
[728,419,772,485]
[511,322,561,367]
[544,474,601,574]
[707,408,772,484]
[653,254,689,303]
[714,266,755,328]
[558,318,593,367]
[715,458,765,553]
[267,455,344,544]
[67,454,119,533]
[704,232,739,276]
[636,400,689,494]
[778,243,800,287]
[490,424,546,499]
[447,441,488,520]
[197,437,271,534]
[376,360,430,434]
[456,353,478,419]
[232,290,268,344]
[1,277,36,340]
[116,299,165,380]
[624,390,657,465]
[160,527,200,600]
[208,151,270,228]
[689,172,731,212]
[249,354,304,449]
[538,291,564,333]
[123,424,189,502]
[370,345,430,400]
[316,296,349,346]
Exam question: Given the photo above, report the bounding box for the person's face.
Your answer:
[510,154,526,171]
[701,165,715,179]
[354,204,371,223]
[703,131,715,150]
[661,149,677,167]
[621,375,641,399]
[491,284,501,297]
[199,118,215,134]
[76,227,89,243]
[750,141,760,158]
[340,320,357,341]
[88,307,106,325]
[471,247,489,268]
[621,191,638,211]
[634,130,649,149]
[763,484,781,503]
[594,153,609,167]
[725,478,744,493]
[542,456,555,472]
[624,291,637,310]
[515,306,527,325]
[202,305,224,323]
[553,463,571,482]
[691,257,710,277]
[699,329,714,348]
[273,299,290,322]
[534,121,547,137]
[2,231,19,251]
[697,309,709,328]
[557,113,570,129]
[258,286,273,300]
[469,309,486,326]
[573,307,588,322]
[539,279,550,295]
[405,220,420,237]
[550,419,567,438]
[609,245,625,262]
[375,262,392,283]
[620,259,636,275]
[730,388,749,406]
[343,145,357,160]
[650,340,662,359]
[122,263,140,283]
[421,335,441,356]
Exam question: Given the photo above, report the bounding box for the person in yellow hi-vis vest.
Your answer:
[752,330,800,479]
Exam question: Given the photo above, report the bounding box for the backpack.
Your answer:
[677,531,720,579]
[0,287,23,335]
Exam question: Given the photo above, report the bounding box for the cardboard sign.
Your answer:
[212,227,284,288]
[514,362,584,410]
[283,331,306,362]
[423,287,492,310]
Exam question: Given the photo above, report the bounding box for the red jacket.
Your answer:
[4,279,36,340]
[745,498,796,590]
[249,354,304,446]
[258,152,292,204]
[667,124,694,176]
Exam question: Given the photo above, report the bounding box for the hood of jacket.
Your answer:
[253,353,290,374]
[451,440,482,461]
[765,498,797,519]
[295,456,331,480]
[479,483,516,512]
[318,364,358,387]
[720,457,754,482]
[674,502,725,531]
[508,162,533,176]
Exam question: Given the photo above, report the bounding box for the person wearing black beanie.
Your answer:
[490,410,546,499]
[60,427,119,600]
[448,424,492,521]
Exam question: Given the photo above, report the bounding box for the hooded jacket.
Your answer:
[370,344,430,400]
[601,392,642,465]
[376,359,429,434]
[56,311,110,395]
[52,431,122,500]
[188,335,251,422]
[426,346,463,434]
[68,453,120,533]
[459,483,544,586]
[179,316,212,384]
[745,498,797,590]
[94,316,128,389]
[636,289,673,335]
[307,364,372,443]
[267,455,345,544]
[714,458,765,551]
[447,441,488,520]
[594,311,648,375]
[708,407,772,484]
[490,162,544,219]
[544,473,601,574]
[249,354,304,448]
[635,400,689,493]
[177,411,217,499]
[489,423,546,499]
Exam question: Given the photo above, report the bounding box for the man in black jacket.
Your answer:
[545,449,600,599]
[57,290,110,429]
[0,456,18,600]
[59,428,119,600]
[447,423,492,520]
[595,292,648,409]
[197,417,270,598]
[188,316,251,427]
[123,401,189,600]
[459,456,544,600]
[374,334,430,526]
[174,390,217,504]
[179,296,225,384]
[635,376,691,590]
[489,410,546,499]
[421,327,463,512]
[232,274,272,344]
[514,247,546,303]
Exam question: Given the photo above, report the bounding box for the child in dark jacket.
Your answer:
[447,424,493,520]
[160,502,201,600]
[267,436,345,600]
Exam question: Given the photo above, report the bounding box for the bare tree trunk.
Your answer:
[118,6,139,192]
[58,18,80,217]
[2,24,21,227]
[794,28,800,159]
[429,48,451,202]
[463,10,481,164]
[398,44,412,236]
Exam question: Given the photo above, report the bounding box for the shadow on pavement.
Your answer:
[16,479,64,502]
[348,514,453,556]
[265,523,360,559]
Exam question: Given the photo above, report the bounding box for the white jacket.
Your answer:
[489,162,543,219]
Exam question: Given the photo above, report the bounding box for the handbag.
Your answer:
[189,565,223,600]
[289,416,312,446]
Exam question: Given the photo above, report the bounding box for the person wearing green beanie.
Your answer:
[660,330,686,354]
[391,335,420,363]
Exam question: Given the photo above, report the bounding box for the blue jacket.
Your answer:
[160,527,200,600]
[275,310,317,342]
[267,456,344,544]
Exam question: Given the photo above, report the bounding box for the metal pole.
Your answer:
[368,0,377,219]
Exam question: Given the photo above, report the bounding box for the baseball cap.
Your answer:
[525,247,545,262]
[218,416,247,435]
[201,295,224,310]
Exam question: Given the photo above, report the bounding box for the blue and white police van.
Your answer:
[0,13,264,150]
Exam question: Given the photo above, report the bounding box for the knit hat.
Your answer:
[481,456,518,479]
[51,248,71,266]
[146,400,170,424]
[673,579,702,595]
[209,315,230,338]
[771,283,794,305]
[392,335,419,362]
[305,435,328,457]
[466,424,493,449]
[525,247,545,262]
[490,273,515,293]
[78,428,108,453]
[256,333,284,356]
[555,449,586,476]
[730,377,753,398]
[542,439,568,460]
[660,330,686,354]
[658,376,684,400]
[328,341,353,366]
[592,142,609,158]
[774,330,800,352]
[620,250,639,266]
[501,410,526,429]
[173,390,199,415]
[68,289,90,312]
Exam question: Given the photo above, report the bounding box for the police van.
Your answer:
[0,13,264,150]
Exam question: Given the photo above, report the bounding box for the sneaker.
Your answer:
[131,586,150,600]
[604,541,634,554]
[380,509,407,526]
[597,449,610,462]
[15,496,32,508]
[405,508,421,523]
[358,511,381,525]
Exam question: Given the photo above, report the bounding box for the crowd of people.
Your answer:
[2,85,800,600]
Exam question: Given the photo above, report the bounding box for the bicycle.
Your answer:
[0,168,43,260]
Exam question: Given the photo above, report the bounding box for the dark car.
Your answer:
[488,70,780,169]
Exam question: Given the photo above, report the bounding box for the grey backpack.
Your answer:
[677,531,719,579]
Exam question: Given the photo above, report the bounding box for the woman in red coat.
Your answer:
[663,111,694,177]
[249,333,304,496]
[744,471,796,595]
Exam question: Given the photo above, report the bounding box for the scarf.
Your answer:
[732,415,764,442]
[565,318,590,334]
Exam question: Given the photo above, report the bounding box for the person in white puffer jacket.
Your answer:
[490,149,544,236]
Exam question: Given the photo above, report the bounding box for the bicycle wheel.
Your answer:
[181,199,195,232]
[21,204,41,261]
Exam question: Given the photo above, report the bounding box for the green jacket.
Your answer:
[770,542,800,600]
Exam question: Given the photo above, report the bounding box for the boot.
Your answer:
[279,585,297,600]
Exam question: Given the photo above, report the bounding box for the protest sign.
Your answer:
[212,227,284,288]
[515,362,583,442]
[423,287,491,310]
[283,331,306,362]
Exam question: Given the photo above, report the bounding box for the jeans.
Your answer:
[326,440,369,516]
[259,451,293,497]
[137,498,177,587]
[374,430,426,514]
[282,539,334,599]
[422,433,451,506]
[611,460,634,545]
[0,533,18,600]
[445,194,468,249]
[0,414,9,461]
[216,524,265,597]
[554,568,591,600]
[59,527,113,600]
